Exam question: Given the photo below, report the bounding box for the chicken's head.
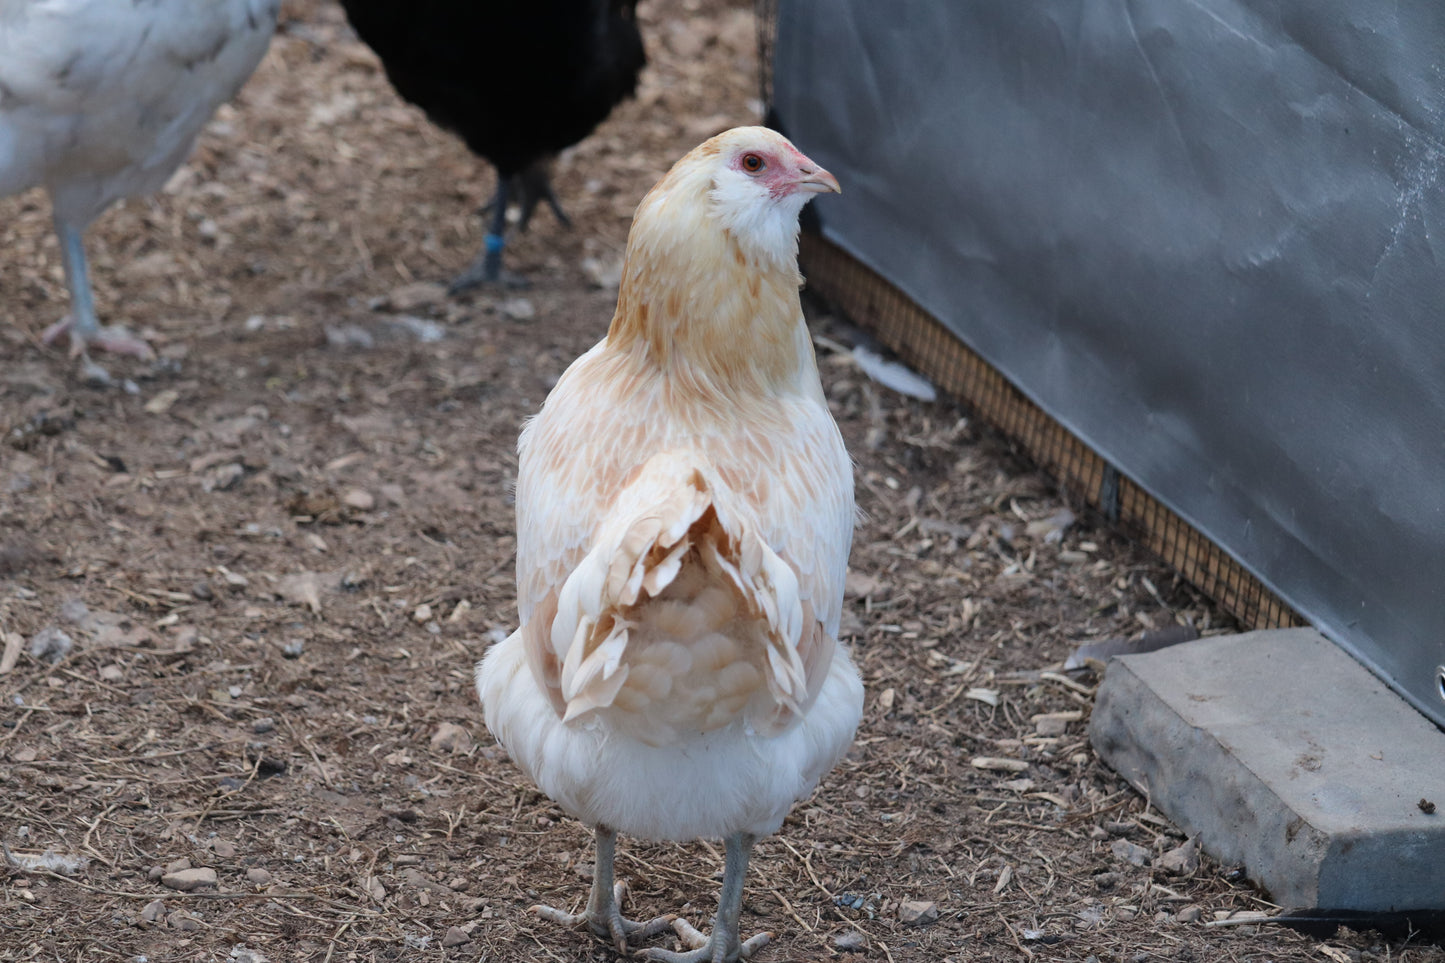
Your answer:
[702,127,841,267]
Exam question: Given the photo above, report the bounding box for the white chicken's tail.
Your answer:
[549,450,826,745]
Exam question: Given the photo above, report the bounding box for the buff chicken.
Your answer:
[477,126,861,962]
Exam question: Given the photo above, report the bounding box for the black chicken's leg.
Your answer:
[513,157,572,232]
[449,175,524,293]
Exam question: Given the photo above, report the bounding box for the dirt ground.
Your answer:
[1,1,1439,961]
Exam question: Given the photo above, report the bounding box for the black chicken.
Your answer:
[337,0,646,290]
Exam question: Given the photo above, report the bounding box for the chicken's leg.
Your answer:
[512,157,571,233]
[40,215,155,362]
[647,834,772,963]
[450,175,528,293]
[531,825,676,954]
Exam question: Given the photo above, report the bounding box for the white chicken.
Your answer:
[0,0,279,368]
[478,126,862,962]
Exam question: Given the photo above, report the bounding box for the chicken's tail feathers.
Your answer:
[550,450,818,734]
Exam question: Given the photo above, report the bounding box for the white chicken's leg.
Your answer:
[40,216,155,362]
[647,834,772,963]
[531,825,677,954]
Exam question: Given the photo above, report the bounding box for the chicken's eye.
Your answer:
[741,153,765,174]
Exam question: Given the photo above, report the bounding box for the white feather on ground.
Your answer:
[851,345,938,401]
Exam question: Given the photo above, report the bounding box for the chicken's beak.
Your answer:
[795,164,841,195]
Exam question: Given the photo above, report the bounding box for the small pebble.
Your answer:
[412,603,433,624]
[430,722,473,753]
[219,568,249,589]
[245,868,273,886]
[832,931,866,952]
[191,581,215,601]
[166,910,201,932]
[386,281,447,312]
[230,947,269,963]
[209,840,238,858]
[325,324,374,349]
[252,717,275,734]
[140,899,166,923]
[343,489,375,511]
[441,927,471,948]
[1158,837,1199,876]
[499,297,535,320]
[161,867,217,891]
[1176,905,1204,923]
[1110,838,1151,867]
[897,900,939,925]
[1035,715,1069,736]
[165,857,192,874]
[99,664,124,682]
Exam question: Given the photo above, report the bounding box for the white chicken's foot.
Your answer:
[43,218,156,365]
[654,918,771,963]
[41,316,156,361]
[646,834,772,963]
[530,825,676,955]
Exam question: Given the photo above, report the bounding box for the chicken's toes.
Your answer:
[89,325,157,360]
[447,262,530,295]
[645,919,772,963]
[608,910,679,956]
[42,317,156,362]
[528,899,675,955]
[40,315,75,347]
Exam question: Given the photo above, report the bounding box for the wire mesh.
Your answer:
[755,0,779,111]
[799,233,1304,632]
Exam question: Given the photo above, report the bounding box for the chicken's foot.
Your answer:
[646,834,772,963]
[450,175,529,292]
[530,825,676,955]
[41,217,155,365]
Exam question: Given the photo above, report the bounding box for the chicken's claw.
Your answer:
[530,881,676,955]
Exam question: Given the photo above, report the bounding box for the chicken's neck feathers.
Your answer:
[606,159,814,403]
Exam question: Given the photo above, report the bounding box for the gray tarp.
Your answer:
[772,1,1445,725]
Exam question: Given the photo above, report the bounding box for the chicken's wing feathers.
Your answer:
[530,449,827,741]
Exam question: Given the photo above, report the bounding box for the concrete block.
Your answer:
[1090,628,1445,910]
